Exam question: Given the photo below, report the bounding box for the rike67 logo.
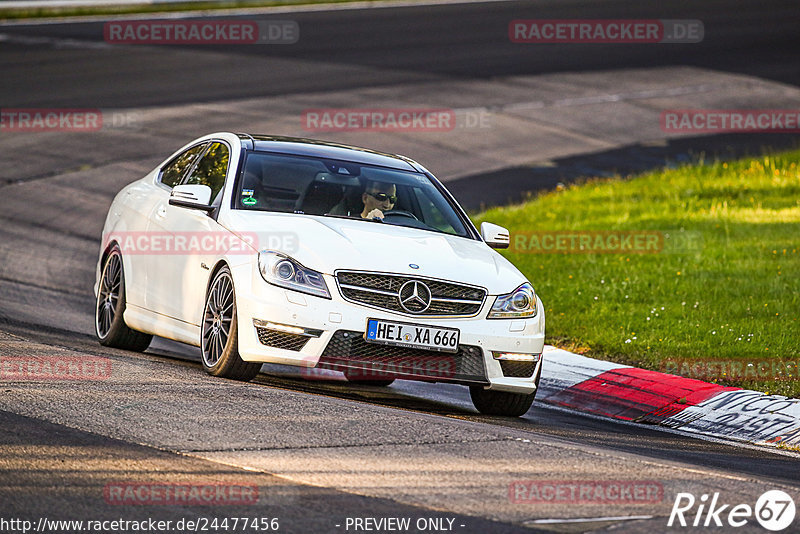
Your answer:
[668,490,796,531]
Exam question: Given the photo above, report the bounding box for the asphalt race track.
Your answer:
[1,0,799,532]
[2,0,799,107]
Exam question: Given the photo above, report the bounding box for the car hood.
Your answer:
[222,212,528,294]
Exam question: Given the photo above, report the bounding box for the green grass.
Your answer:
[473,150,800,397]
[0,0,390,20]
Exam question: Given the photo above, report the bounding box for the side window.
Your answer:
[413,187,456,234]
[183,142,230,203]
[160,143,207,188]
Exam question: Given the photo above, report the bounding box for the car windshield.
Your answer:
[234,151,470,237]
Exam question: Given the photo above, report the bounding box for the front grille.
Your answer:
[499,360,537,378]
[336,271,486,316]
[317,330,488,384]
[256,327,310,351]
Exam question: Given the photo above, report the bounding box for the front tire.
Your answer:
[469,387,535,416]
[95,246,152,352]
[201,266,261,382]
[470,362,541,416]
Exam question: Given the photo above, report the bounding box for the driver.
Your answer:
[360,180,396,219]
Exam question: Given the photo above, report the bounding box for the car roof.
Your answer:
[236,134,420,172]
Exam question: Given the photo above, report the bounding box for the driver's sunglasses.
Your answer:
[367,191,397,203]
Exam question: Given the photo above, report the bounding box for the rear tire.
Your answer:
[95,246,152,352]
[201,266,261,382]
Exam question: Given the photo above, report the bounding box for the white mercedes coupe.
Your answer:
[95,132,545,416]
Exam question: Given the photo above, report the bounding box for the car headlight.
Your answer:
[488,282,537,319]
[257,251,330,299]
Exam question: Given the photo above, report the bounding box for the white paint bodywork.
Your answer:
[95,132,545,393]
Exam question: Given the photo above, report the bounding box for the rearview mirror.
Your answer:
[480,222,510,249]
[169,184,214,211]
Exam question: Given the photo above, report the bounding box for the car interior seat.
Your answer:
[301,175,345,215]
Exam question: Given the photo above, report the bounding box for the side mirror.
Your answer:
[480,222,510,249]
[169,184,214,212]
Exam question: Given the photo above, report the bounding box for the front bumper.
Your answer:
[232,264,545,394]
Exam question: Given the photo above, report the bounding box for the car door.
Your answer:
[112,179,163,309]
[131,142,206,311]
[145,140,232,326]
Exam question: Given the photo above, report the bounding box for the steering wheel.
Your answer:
[382,210,419,221]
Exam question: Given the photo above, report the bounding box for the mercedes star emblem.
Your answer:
[398,280,432,313]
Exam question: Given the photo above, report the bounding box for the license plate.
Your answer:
[364,319,460,353]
